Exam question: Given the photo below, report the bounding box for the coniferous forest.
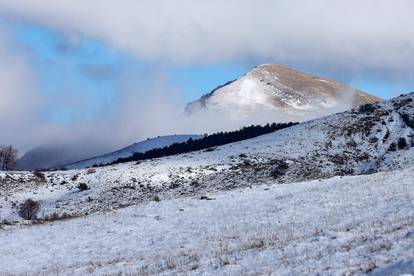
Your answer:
[101,122,297,167]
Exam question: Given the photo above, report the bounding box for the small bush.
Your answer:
[397,137,408,149]
[18,199,40,220]
[77,183,89,191]
[388,142,397,152]
[154,195,161,202]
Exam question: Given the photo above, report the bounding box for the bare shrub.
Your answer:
[0,145,18,171]
[18,199,40,220]
[270,160,289,179]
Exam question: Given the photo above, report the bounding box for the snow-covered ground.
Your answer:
[0,168,413,275]
[0,92,413,274]
[65,134,202,170]
[1,93,413,223]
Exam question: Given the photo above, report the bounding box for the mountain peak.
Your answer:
[185,64,380,120]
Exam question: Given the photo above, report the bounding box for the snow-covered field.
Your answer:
[1,168,413,275]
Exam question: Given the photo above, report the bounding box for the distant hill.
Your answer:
[16,142,110,171]
[64,135,202,170]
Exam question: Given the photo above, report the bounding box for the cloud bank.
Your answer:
[0,0,413,75]
[1,0,414,157]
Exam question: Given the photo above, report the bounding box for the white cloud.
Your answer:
[0,28,43,152]
[0,0,413,74]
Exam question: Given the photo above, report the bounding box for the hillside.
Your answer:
[186,64,380,121]
[1,92,413,223]
[0,168,413,275]
[64,135,202,170]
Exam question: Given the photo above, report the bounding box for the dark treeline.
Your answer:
[98,122,297,167]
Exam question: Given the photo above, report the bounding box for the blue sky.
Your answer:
[5,19,413,127]
[4,20,251,125]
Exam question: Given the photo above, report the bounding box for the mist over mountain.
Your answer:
[16,64,381,171]
[16,142,112,171]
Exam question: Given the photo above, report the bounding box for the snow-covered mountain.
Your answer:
[186,64,380,121]
[64,135,202,170]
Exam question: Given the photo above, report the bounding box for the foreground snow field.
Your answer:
[1,168,413,275]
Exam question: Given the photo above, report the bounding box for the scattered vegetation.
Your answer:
[33,171,46,182]
[400,112,414,128]
[358,103,377,114]
[270,160,289,179]
[41,212,77,222]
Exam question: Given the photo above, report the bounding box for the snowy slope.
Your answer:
[186,64,380,121]
[1,93,414,223]
[0,168,413,275]
[64,135,202,170]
